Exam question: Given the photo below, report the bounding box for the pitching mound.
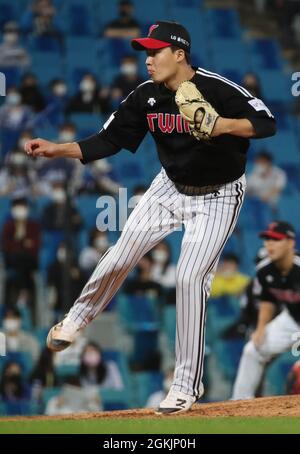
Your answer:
[2,395,300,422]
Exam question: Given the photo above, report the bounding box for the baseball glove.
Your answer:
[175,81,219,140]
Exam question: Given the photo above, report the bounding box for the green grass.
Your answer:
[0,417,300,434]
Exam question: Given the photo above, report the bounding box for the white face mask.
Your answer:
[4,32,19,45]
[152,250,168,264]
[57,247,67,262]
[11,205,29,221]
[79,80,96,93]
[121,63,137,76]
[6,93,21,106]
[3,319,21,333]
[59,131,75,143]
[11,152,26,166]
[53,84,67,96]
[94,237,108,251]
[255,163,268,176]
[52,189,66,203]
[83,351,101,367]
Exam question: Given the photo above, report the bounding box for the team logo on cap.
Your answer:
[148,24,159,36]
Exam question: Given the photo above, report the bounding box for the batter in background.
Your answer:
[25,21,276,414]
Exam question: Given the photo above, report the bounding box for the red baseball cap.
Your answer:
[131,21,191,53]
[259,221,296,240]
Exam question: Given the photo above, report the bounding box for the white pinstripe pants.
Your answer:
[68,168,246,397]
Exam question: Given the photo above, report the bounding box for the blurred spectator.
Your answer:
[47,243,85,313]
[275,0,300,48]
[77,159,120,196]
[2,197,41,308]
[79,230,110,278]
[0,22,31,68]
[124,253,162,299]
[57,121,77,143]
[286,360,300,394]
[0,362,31,415]
[41,181,82,232]
[79,342,124,390]
[45,375,102,415]
[21,0,62,45]
[0,86,33,158]
[2,307,40,362]
[30,347,58,389]
[241,72,263,99]
[150,241,176,289]
[43,78,69,126]
[210,253,250,298]
[103,0,141,38]
[111,55,144,105]
[247,151,287,210]
[20,73,45,113]
[0,149,34,197]
[66,73,110,115]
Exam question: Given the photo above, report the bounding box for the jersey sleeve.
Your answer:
[101,86,148,152]
[253,273,277,304]
[216,79,276,138]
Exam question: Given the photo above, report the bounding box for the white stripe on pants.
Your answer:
[68,168,246,397]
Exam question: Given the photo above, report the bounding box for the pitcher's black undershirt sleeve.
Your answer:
[247,117,277,139]
[78,134,121,164]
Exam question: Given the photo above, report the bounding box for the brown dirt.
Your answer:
[1,395,300,422]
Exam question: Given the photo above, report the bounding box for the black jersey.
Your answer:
[253,256,300,323]
[79,67,276,187]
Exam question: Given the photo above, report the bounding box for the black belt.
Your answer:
[174,182,223,196]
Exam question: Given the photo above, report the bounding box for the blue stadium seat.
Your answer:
[204,8,242,39]
[248,39,283,70]
[278,194,300,227]
[130,371,163,408]
[31,52,64,87]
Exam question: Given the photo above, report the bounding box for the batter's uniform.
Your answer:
[232,255,300,399]
[66,68,275,399]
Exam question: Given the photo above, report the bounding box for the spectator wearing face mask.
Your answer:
[0,149,34,197]
[0,361,31,415]
[247,151,287,210]
[47,243,85,314]
[150,241,176,289]
[79,230,110,279]
[1,308,40,362]
[110,55,144,106]
[0,87,34,159]
[42,79,69,126]
[79,342,124,390]
[20,73,45,113]
[210,253,250,298]
[41,181,82,233]
[66,74,110,115]
[2,197,41,308]
[0,22,31,68]
[103,0,141,38]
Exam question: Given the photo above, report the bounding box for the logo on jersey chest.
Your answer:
[147,113,190,134]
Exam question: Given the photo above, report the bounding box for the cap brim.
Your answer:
[131,38,171,51]
[259,231,287,240]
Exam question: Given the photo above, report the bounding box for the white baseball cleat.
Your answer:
[155,389,197,415]
[47,317,81,352]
